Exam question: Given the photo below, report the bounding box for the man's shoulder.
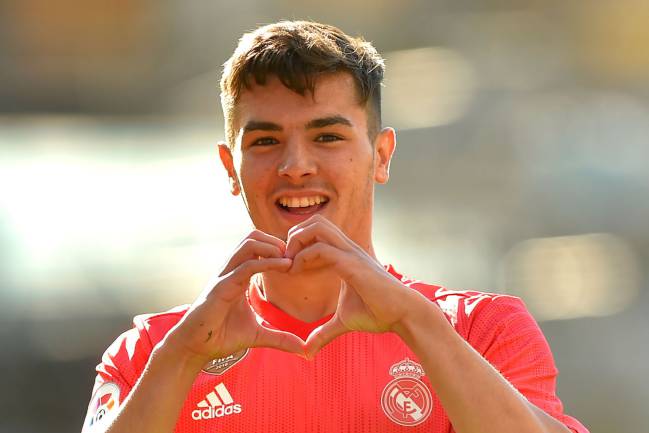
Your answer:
[413,282,524,328]
[130,304,191,343]
[389,264,528,332]
[96,305,192,383]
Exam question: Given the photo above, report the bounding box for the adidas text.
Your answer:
[192,404,242,420]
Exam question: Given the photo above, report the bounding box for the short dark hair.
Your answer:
[220,20,385,148]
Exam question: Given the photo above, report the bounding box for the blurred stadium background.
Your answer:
[1,1,648,432]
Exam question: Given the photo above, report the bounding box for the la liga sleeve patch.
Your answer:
[83,382,121,431]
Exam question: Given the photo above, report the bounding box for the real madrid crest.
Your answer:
[380,358,432,426]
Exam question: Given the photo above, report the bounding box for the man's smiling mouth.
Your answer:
[276,195,330,215]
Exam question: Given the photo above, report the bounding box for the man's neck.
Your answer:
[258,270,341,323]
[258,243,378,323]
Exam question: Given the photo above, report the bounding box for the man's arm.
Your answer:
[82,230,303,433]
[83,341,206,433]
[393,291,572,433]
[288,215,582,433]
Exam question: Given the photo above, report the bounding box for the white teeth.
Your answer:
[278,195,328,208]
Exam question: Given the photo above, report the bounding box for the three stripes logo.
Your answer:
[191,383,242,420]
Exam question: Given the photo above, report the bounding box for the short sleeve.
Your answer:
[81,317,154,432]
[465,295,590,433]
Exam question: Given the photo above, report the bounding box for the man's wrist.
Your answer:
[153,335,211,375]
[391,290,450,348]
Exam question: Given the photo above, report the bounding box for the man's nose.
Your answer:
[277,141,317,181]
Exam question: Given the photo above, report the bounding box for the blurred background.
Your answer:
[1,1,648,432]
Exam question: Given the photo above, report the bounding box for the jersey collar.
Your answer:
[246,264,401,341]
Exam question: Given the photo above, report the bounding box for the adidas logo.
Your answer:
[191,383,242,420]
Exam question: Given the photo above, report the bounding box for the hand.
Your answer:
[283,215,426,359]
[164,230,305,364]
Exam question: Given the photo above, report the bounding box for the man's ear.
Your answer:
[373,127,396,184]
[217,141,241,196]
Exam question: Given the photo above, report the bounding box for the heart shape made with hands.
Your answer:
[252,270,355,361]
[253,215,404,360]
[248,251,347,360]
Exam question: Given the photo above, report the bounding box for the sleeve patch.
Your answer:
[84,382,121,430]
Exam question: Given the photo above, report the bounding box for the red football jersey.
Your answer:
[83,265,589,433]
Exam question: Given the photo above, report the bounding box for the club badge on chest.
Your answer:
[381,358,433,426]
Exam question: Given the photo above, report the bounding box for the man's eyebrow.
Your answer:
[242,120,283,133]
[306,115,353,129]
[242,116,353,133]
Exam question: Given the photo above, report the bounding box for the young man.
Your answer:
[82,21,589,433]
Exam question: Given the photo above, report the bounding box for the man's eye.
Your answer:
[252,137,278,146]
[315,134,342,143]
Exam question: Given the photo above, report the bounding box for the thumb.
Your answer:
[304,316,348,360]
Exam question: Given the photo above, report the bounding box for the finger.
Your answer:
[253,326,306,357]
[228,257,292,287]
[285,220,350,259]
[304,316,348,360]
[290,242,351,275]
[286,214,321,237]
[221,238,285,276]
[246,230,287,254]
[285,214,339,248]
